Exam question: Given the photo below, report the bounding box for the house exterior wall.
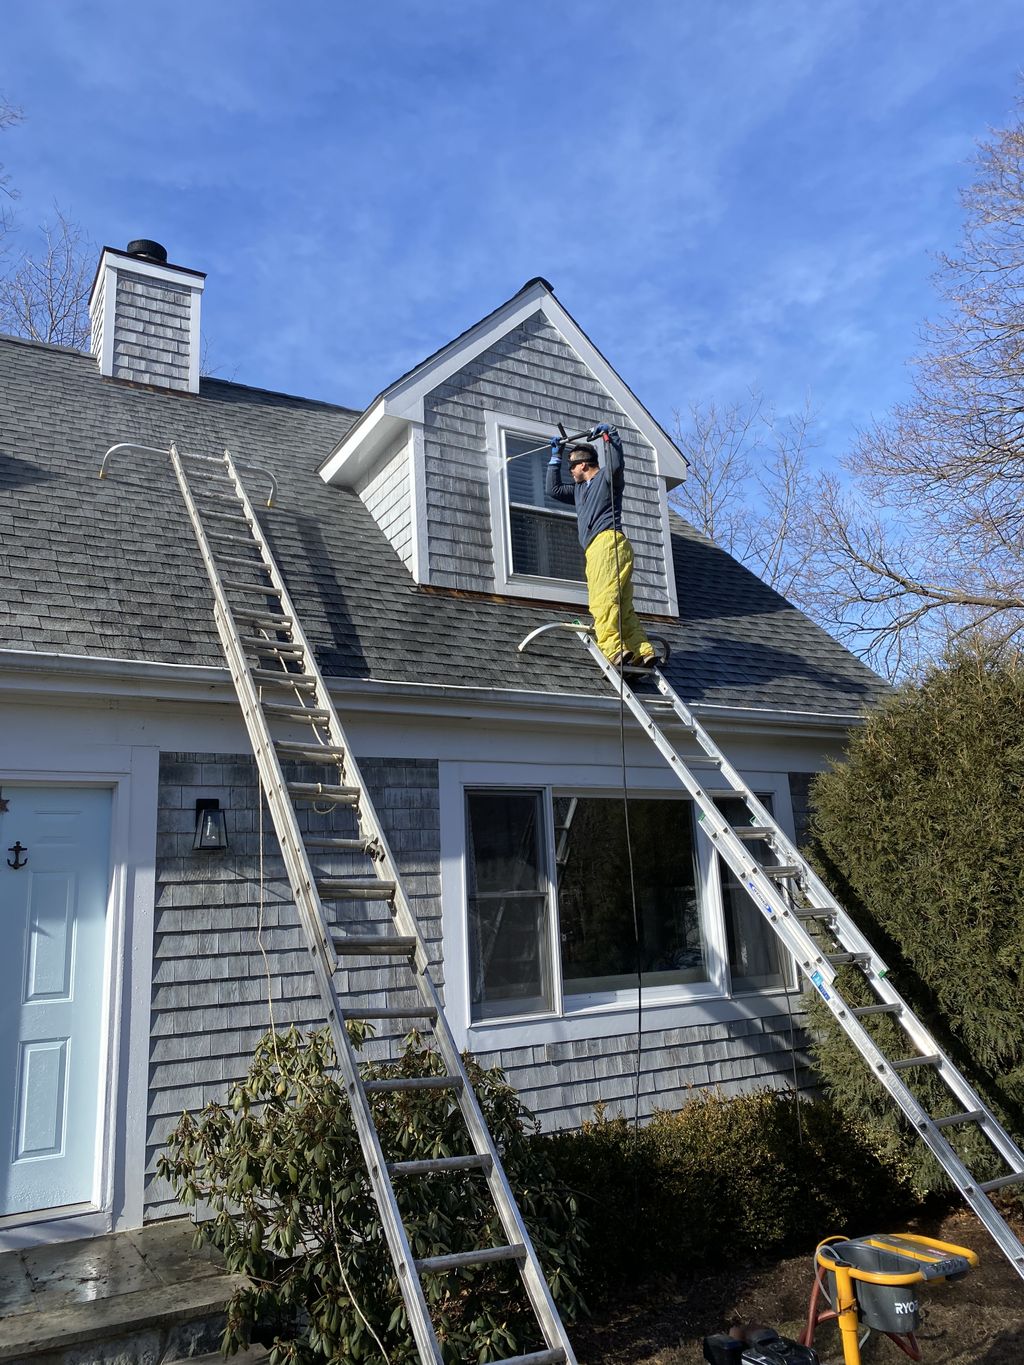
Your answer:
[111,271,193,390]
[421,310,672,611]
[356,437,414,572]
[0,680,842,1235]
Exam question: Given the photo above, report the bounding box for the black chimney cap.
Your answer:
[126,239,168,264]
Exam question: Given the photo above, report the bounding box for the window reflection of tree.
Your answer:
[554,797,706,992]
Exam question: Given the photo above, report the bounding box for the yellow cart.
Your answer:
[800,1232,977,1364]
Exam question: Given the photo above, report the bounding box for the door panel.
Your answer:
[0,788,112,1217]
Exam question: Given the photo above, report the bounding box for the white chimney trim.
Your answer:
[89,245,206,394]
[87,248,207,309]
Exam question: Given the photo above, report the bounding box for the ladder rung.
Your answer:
[288,782,361,804]
[891,1054,942,1071]
[979,1172,1024,1194]
[262,703,330,722]
[321,878,397,900]
[201,508,250,524]
[340,1006,438,1021]
[331,934,416,955]
[731,826,773,841]
[764,863,801,880]
[223,585,285,601]
[826,952,871,966]
[851,1003,903,1017]
[194,489,240,504]
[214,552,272,571]
[491,1353,566,1365]
[388,1154,493,1177]
[415,1243,526,1274]
[250,669,317,690]
[364,1077,462,1094]
[795,909,835,921]
[247,648,306,665]
[276,742,345,760]
[704,787,746,799]
[207,529,261,546]
[934,1109,986,1129]
[306,836,375,853]
[241,636,303,653]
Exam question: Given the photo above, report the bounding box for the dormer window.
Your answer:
[504,432,585,583]
[485,411,590,605]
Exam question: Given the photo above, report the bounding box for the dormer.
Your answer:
[319,279,687,615]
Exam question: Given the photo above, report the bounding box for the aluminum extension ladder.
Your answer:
[519,623,1024,1284]
[100,443,576,1365]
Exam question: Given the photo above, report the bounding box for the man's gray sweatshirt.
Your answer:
[545,427,625,551]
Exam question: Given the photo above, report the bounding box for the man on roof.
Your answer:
[546,423,657,669]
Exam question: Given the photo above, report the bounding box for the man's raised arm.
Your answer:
[545,436,576,503]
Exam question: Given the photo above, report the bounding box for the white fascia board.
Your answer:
[319,399,409,487]
[0,647,866,739]
[319,281,689,490]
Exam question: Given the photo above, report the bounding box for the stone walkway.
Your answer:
[0,1219,253,1365]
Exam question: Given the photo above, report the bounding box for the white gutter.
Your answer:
[0,647,869,737]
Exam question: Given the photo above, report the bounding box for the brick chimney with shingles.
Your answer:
[88,239,206,393]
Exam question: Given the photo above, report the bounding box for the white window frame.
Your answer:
[484,410,590,606]
[441,759,801,1052]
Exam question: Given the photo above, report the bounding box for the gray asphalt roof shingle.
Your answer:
[0,333,886,715]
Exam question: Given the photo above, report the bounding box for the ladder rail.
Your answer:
[219,450,575,1357]
[526,627,1024,1281]
[168,446,446,1365]
[645,665,1024,1176]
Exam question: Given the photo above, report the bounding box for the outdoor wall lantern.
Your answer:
[193,798,229,852]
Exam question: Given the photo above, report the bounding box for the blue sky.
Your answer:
[3,1,1023,466]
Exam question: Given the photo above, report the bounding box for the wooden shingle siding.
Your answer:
[146,747,810,1218]
[357,438,414,571]
[475,1012,811,1131]
[422,311,671,610]
[144,753,442,1217]
[112,271,192,390]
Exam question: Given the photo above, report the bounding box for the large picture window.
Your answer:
[554,796,706,997]
[463,783,796,1025]
[503,432,585,582]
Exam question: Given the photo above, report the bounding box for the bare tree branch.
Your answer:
[670,390,821,603]
[807,91,1024,676]
[0,206,93,348]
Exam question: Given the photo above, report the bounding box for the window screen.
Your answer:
[504,433,585,582]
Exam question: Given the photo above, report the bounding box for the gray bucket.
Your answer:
[824,1241,923,1335]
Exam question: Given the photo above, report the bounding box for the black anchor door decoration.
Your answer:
[7,841,27,869]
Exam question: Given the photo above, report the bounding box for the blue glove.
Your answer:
[549,436,562,464]
[590,423,611,439]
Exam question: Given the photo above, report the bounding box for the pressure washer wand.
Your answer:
[502,427,593,463]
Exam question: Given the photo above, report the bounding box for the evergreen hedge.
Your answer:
[539,1091,915,1292]
[808,651,1024,1195]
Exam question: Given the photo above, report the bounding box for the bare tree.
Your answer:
[671,391,821,602]
[811,95,1024,675]
[0,206,93,348]
[0,96,23,237]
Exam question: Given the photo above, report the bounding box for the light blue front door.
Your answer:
[0,787,112,1217]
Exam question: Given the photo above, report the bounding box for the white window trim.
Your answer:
[441,758,802,1053]
[484,409,590,607]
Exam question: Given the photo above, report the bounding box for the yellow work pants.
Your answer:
[584,529,654,663]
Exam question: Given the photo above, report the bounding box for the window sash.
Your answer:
[502,430,586,583]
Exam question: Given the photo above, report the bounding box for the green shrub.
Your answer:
[808,650,1024,1196]
[157,1026,586,1365]
[539,1089,915,1291]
